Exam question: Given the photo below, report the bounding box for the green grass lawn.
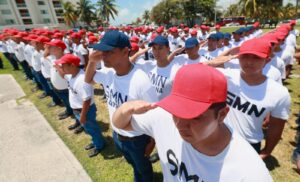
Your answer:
[0,26,300,181]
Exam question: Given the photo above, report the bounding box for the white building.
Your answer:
[0,0,78,30]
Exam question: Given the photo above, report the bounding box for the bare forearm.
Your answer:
[80,99,91,124]
[84,61,96,84]
[112,103,133,130]
[263,118,285,154]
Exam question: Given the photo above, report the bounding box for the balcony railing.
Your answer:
[16,3,26,8]
[20,13,30,17]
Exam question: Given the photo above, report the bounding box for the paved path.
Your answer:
[0,75,92,182]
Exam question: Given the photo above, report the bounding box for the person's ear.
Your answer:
[217,106,229,124]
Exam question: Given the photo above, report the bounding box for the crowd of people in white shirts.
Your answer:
[0,19,299,181]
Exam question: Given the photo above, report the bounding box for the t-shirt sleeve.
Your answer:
[271,88,291,120]
[131,110,156,137]
[93,69,109,84]
[79,45,88,55]
[81,82,93,101]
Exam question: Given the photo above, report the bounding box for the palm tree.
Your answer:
[238,0,258,18]
[142,10,151,24]
[76,0,96,26]
[61,1,77,27]
[96,0,118,23]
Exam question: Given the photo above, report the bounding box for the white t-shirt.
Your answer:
[0,41,8,53]
[7,39,17,54]
[31,50,43,72]
[268,55,286,79]
[274,48,294,66]
[131,107,273,182]
[50,56,68,90]
[24,44,34,66]
[136,59,183,100]
[219,69,290,143]
[41,55,53,79]
[93,65,158,137]
[168,36,185,53]
[198,47,220,61]
[14,42,26,62]
[230,40,243,48]
[174,54,207,65]
[65,69,94,109]
[73,43,88,66]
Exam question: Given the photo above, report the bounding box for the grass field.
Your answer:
[0,26,300,181]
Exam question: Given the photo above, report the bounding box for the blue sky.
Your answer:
[91,0,296,26]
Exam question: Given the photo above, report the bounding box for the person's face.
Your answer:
[207,39,217,50]
[185,45,199,56]
[49,46,62,57]
[72,38,80,44]
[239,54,267,75]
[173,107,228,144]
[217,39,224,47]
[61,63,75,74]
[152,44,169,61]
[233,33,240,40]
[224,38,230,45]
[101,48,129,68]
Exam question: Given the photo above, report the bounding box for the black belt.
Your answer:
[73,108,82,113]
[117,133,145,141]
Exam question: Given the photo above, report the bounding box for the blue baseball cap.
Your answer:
[224,33,231,39]
[90,30,131,51]
[232,28,243,35]
[185,37,199,48]
[216,32,224,40]
[149,35,169,47]
[208,33,218,40]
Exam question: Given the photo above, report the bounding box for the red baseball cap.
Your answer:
[200,25,206,30]
[34,36,50,43]
[184,27,189,32]
[170,27,178,33]
[54,54,80,66]
[290,20,296,26]
[88,36,98,44]
[70,32,81,39]
[53,33,63,39]
[191,30,197,36]
[156,26,164,33]
[130,43,139,51]
[155,64,227,119]
[261,34,279,44]
[130,36,140,43]
[238,38,271,59]
[45,39,66,50]
[24,34,38,41]
[215,25,221,29]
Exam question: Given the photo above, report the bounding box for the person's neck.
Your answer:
[114,58,133,76]
[192,124,231,156]
[188,53,200,60]
[241,72,266,85]
[71,68,80,78]
[208,47,216,52]
[157,58,170,67]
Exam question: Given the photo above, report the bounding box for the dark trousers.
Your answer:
[3,53,19,70]
[55,88,73,115]
[46,80,62,105]
[20,61,33,80]
[36,72,51,95]
[250,142,261,153]
[113,131,153,182]
[31,68,43,90]
[0,55,3,69]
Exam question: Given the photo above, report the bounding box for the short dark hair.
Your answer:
[208,102,227,118]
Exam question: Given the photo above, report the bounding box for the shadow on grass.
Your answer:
[154,171,163,182]
[98,119,109,132]
[264,155,280,171]
[101,135,123,160]
[94,88,105,96]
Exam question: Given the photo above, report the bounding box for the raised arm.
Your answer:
[130,47,150,63]
[85,50,102,84]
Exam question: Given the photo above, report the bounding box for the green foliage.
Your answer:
[76,0,96,26]
[96,0,118,25]
[61,1,78,27]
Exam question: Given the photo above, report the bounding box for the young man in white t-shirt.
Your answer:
[221,38,290,158]
[71,33,89,69]
[85,30,158,182]
[54,54,106,157]
[112,63,273,182]
[198,34,221,61]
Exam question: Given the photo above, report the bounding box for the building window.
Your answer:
[1,9,11,15]
[52,1,62,8]
[19,9,30,17]
[22,18,32,25]
[5,19,15,25]
[55,9,63,17]
[37,1,45,5]
[40,10,48,14]
[43,19,51,23]
[15,0,26,7]
[0,0,8,5]
[57,18,64,23]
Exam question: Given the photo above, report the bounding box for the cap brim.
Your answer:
[155,94,212,119]
[238,51,268,59]
[90,43,114,51]
[185,44,197,48]
[54,59,67,65]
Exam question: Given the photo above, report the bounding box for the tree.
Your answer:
[61,1,77,27]
[76,0,96,26]
[96,0,118,23]
[142,10,151,24]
